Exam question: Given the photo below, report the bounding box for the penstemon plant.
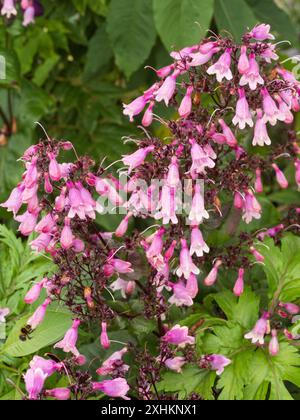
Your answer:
[1,23,300,401]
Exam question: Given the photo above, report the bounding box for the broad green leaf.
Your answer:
[72,0,88,14]
[214,0,257,40]
[269,190,300,205]
[245,0,298,45]
[107,0,156,78]
[88,0,108,16]
[2,310,72,357]
[33,54,59,87]
[0,48,20,85]
[153,0,214,50]
[83,24,113,81]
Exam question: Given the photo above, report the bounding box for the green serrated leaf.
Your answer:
[153,0,214,50]
[107,0,156,78]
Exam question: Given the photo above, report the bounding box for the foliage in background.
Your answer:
[0,0,299,227]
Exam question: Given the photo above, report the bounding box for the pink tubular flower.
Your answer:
[44,172,53,194]
[250,246,265,262]
[165,357,186,373]
[232,88,253,130]
[110,258,133,274]
[122,145,155,174]
[24,279,46,304]
[45,388,71,401]
[190,226,209,257]
[204,260,222,287]
[207,49,233,83]
[60,218,74,250]
[162,324,195,347]
[24,368,47,400]
[242,190,261,224]
[188,184,209,224]
[253,109,271,147]
[238,46,250,74]
[27,298,51,329]
[142,101,155,127]
[186,273,198,299]
[23,5,35,26]
[261,44,279,63]
[189,139,215,176]
[188,47,220,67]
[0,307,10,323]
[54,319,81,357]
[176,239,200,280]
[100,321,110,349]
[123,96,147,122]
[146,227,165,259]
[155,185,178,225]
[168,282,194,307]
[279,302,300,315]
[250,24,275,41]
[240,53,264,91]
[234,191,244,209]
[48,153,61,181]
[15,210,39,236]
[96,347,129,376]
[110,278,135,298]
[1,0,17,18]
[0,183,24,215]
[35,213,56,234]
[233,268,245,297]
[261,88,285,126]
[244,312,270,345]
[115,212,133,237]
[178,86,193,118]
[272,163,288,189]
[218,119,238,148]
[207,354,231,375]
[269,329,280,356]
[255,168,263,193]
[30,233,52,252]
[155,70,180,106]
[29,356,62,376]
[92,378,130,400]
[170,45,199,60]
[274,94,294,124]
[167,156,180,188]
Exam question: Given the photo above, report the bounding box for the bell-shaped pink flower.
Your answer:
[1,0,17,18]
[188,184,209,224]
[23,5,35,26]
[253,109,271,147]
[250,24,275,41]
[240,53,264,91]
[169,282,194,307]
[178,86,193,118]
[1,183,25,215]
[155,70,180,106]
[233,268,245,297]
[188,47,220,67]
[242,190,261,224]
[261,88,285,126]
[232,88,253,130]
[167,156,180,188]
[122,145,155,174]
[27,298,51,329]
[207,49,233,82]
[190,226,209,257]
[170,45,199,60]
[110,258,133,274]
[218,119,238,147]
[186,273,199,299]
[165,356,186,373]
[30,233,52,252]
[189,139,215,177]
[142,101,155,127]
[162,324,195,347]
[272,163,288,189]
[244,312,269,345]
[44,172,53,194]
[16,210,39,236]
[279,302,300,315]
[154,64,175,78]
[269,329,280,356]
[54,319,81,357]
[207,354,231,375]
[176,239,200,280]
[110,278,135,298]
[155,185,178,225]
[24,368,47,400]
[45,388,71,400]
[92,378,130,400]
[115,212,133,237]
[48,153,61,181]
[96,347,129,376]
[250,246,265,262]
[123,96,147,122]
[100,321,110,349]
[55,187,66,212]
[234,191,244,209]
[60,218,74,250]
[255,168,263,193]
[29,356,62,376]
[24,279,46,304]
[274,94,294,124]
[204,260,222,286]
[146,227,165,259]
[238,46,250,74]
[35,213,55,234]
[261,44,279,63]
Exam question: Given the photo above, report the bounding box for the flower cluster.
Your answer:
[1,24,300,400]
[1,0,43,26]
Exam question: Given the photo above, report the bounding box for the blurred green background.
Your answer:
[0,0,299,227]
